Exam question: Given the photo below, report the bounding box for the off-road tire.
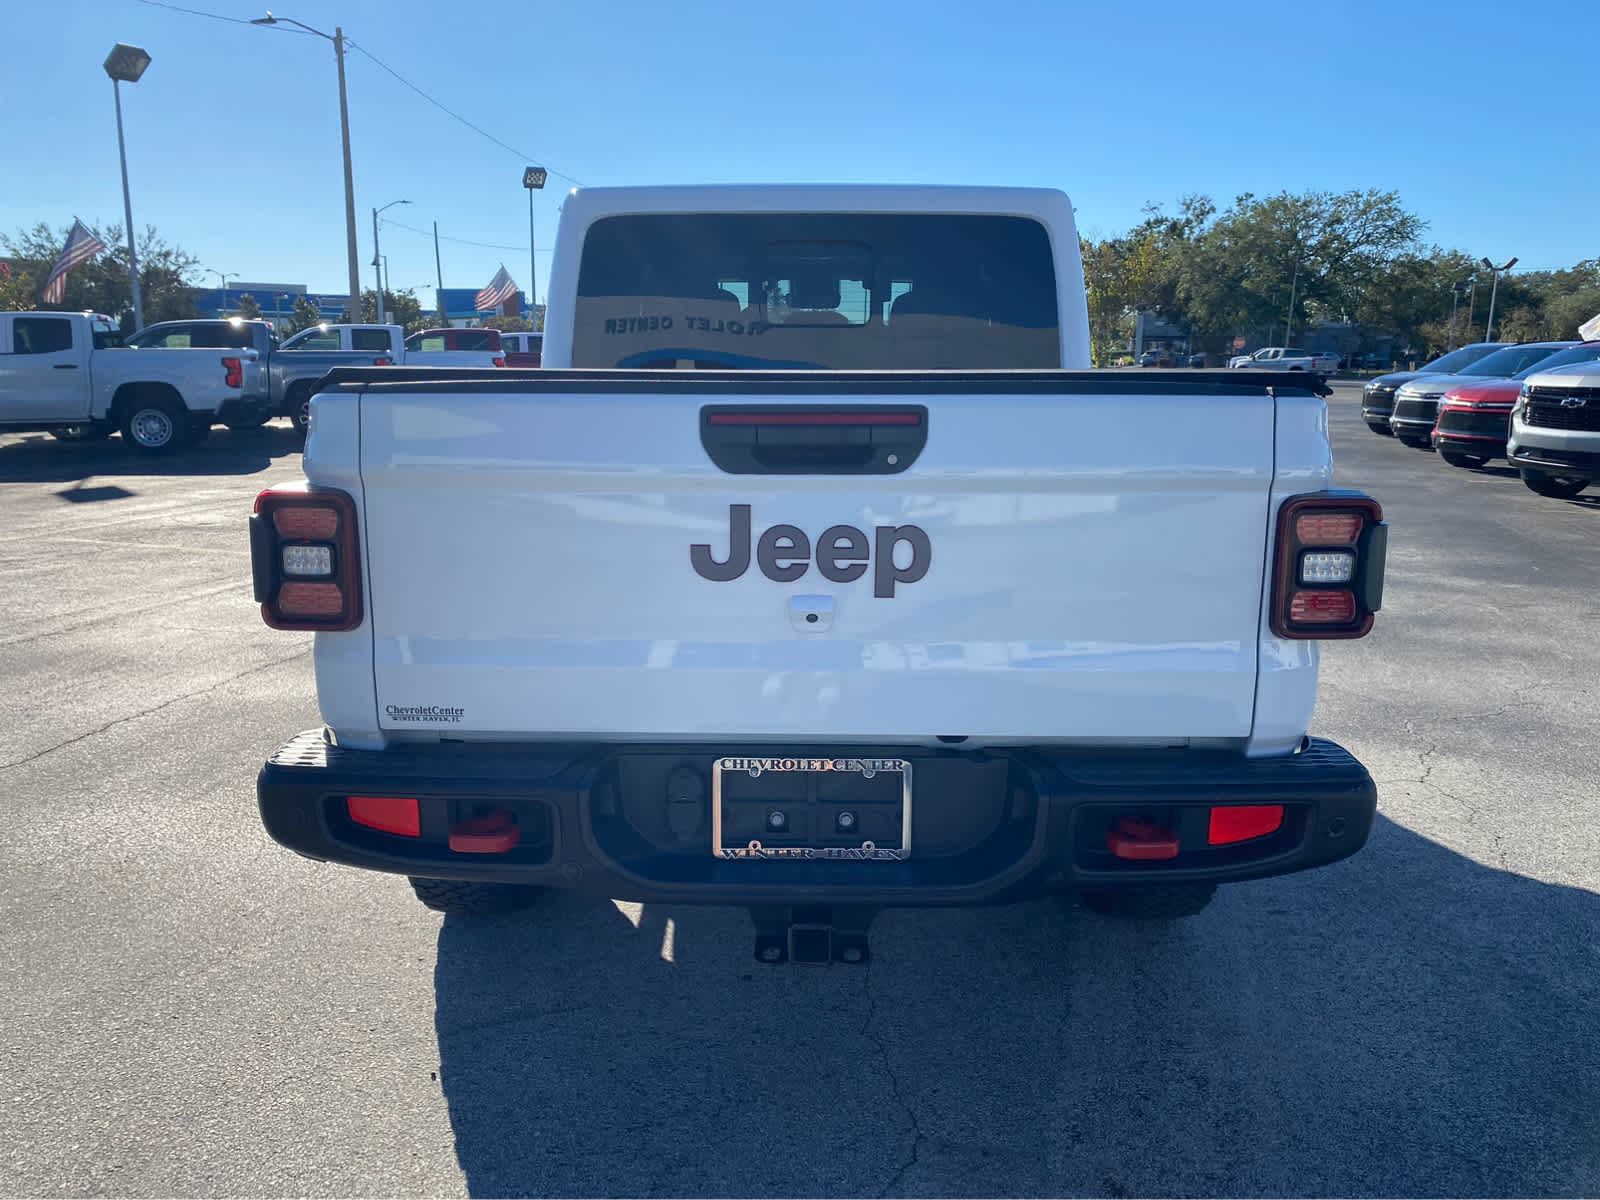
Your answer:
[407,877,542,915]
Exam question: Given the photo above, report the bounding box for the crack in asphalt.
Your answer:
[0,647,311,773]
[861,957,926,1198]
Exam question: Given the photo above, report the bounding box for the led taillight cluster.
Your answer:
[1271,493,1387,640]
[222,356,244,389]
[251,485,362,631]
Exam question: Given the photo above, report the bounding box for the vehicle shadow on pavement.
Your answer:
[0,423,303,483]
[432,815,1599,1199]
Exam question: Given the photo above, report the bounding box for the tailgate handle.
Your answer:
[700,406,927,475]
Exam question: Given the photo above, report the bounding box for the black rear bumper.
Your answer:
[258,733,1378,906]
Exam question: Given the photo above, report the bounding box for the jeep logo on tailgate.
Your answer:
[691,504,930,597]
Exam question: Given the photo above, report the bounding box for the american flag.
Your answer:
[475,265,519,312]
[41,220,108,304]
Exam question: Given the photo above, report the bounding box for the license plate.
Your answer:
[711,756,912,861]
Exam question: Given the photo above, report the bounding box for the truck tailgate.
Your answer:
[353,374,1279,744]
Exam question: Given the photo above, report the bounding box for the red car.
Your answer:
[1433,341,1600,468]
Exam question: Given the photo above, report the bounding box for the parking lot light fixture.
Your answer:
[251,13,362,314]
[1480,257,1518,343]
[104,43,151,331]
[523,166,547,318]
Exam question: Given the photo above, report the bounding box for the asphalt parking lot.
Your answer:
[1,381,1595,1198]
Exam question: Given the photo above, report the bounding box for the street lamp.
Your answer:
[103,43,151,332]
[1448,281,1466,352]
[251,13,362,316]
[371,199,410,324]
[1480,257,1518,343]
[523,166,546,322]
[215,270,237,315]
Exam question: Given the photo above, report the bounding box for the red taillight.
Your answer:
[347,796,420,837]
[1293,512,1361,544]
[493,356,506,367]
[1208,805,1284,845]
[272,506,339,540]
[252,485,362,631]
[1271,493,1386,640]
[278,581,344,617]
[374,355,393,366]
[1289,590,1357,623]
[222,356,243,388]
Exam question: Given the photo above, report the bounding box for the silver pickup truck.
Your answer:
[126,318,395,435]
[0,311,256,452]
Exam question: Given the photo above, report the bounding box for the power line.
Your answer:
[130,1,584,186]
[344,40,584,187]
[382,217,553,255]
[134,0,310,29]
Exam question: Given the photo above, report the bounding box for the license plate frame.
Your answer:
[711,755,912,861]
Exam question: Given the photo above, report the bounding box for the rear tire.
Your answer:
[1520,468,1590,499]
[1440,450,1491,469]
[288,384,313,436]
[1079,883,1217,921]
[408,877,542,915]
[119,398,196,454]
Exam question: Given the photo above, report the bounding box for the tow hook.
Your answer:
[1106,816,1181,860]
[749,905,873,966]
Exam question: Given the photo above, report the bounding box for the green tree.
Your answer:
[1,221,200,329]
[481,312,533,333]
[286,295,322,335]
[338,288,426,330]
[234,292,262,320]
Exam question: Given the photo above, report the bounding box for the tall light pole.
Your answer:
[251,14,362,316]
[1283,257,1300,347]
[523,166,547,324]
[103,43,151,332]
[215,270,237,315]
[1480,256,1518,343]
[1448,281,1465,352]
[371,199,410,324]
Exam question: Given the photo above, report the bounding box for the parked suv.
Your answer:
[1361,343,1509,436]
[1389,342,1574,448]
[1507,362,1600,498]
[1433,342,1600,468]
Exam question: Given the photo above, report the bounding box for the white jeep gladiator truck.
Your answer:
[252,185,1387,963]
[0,311,258,452]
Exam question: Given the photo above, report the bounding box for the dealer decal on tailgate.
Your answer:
[691,504,930,597]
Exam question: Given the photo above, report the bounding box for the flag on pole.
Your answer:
[41,220,108,304]
[475,265,519,312]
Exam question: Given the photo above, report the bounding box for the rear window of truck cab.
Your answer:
[571,213,1061,370]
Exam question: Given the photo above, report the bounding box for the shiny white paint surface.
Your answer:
[541,185,1091,371]
[1248,393,1332,757]
[345,388,1279,745]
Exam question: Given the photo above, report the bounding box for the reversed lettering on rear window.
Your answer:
[572,213,1060,370]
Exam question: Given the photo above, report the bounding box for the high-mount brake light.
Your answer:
[1271,494,1386,640]
[251,485,362,631]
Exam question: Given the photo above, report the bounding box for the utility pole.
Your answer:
[433,221,446,325]
[1283,257,1300,347]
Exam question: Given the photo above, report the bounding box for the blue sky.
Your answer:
[3,0,1594,307]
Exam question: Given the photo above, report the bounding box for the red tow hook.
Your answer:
[1106,816,1180,860]
[448,809,521,854]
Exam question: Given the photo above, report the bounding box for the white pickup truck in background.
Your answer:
[0,311,257,452]
[253,185,1387,963]
[1228,346,1333,372]
[281,322,505,368]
